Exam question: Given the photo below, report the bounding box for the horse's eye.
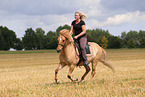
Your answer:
[63,40,65,42]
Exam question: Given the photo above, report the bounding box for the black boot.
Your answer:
[84,62,90,72]
[84,61,89,67]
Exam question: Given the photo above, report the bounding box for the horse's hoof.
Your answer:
[55,79,60,84]
[75,78,78,81]
[72,78,78,82]
[56,81,60,84]
[79,80,84,83]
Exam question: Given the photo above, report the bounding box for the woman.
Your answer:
[70,11,90,68]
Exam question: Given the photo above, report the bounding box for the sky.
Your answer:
[0,0,145,38]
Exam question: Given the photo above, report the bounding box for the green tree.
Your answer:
[140,37,145,48]
[86,31,94,42]
[0,30,4,50]
[126,31,139,48]
[127,38,136,48]
[56,24,71,35]
[44,31,58,49]
[36,28,45,35]
[86,28,111,45]
[108,36,123,48]
[121,32,127,47]
[0,26,17,50]
[100,36,108,49]
[86,29,96,42]
[35,28,45,49]
[47,35,58,49]
[22,28,37,50]
[138,30,145,47]
[139,30,145,39]
[14,38,23,50]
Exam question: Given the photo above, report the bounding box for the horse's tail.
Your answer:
[100,48,115,73]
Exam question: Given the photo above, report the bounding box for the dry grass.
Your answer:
[0,49,145,97]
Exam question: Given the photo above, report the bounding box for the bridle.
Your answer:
[58,35,72,50]
[58,38,67,48]
[57,34,79,59]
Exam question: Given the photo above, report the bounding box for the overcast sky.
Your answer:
[0,0,145,38]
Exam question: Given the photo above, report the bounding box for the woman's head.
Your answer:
[75,11,87,20]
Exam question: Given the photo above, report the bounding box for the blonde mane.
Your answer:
[59,29,73,42]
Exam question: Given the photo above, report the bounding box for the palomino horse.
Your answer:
[55,29,115,83]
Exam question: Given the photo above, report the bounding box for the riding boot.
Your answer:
[84,62,90,73]
[84,61,89,67]
[85,65,90,72]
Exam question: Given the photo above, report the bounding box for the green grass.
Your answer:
[0,50,56,54]
[0,49,145,97]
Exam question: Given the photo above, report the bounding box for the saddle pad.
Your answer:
[85,42,91,54]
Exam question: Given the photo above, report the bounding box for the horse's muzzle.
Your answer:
[56,49,61,53]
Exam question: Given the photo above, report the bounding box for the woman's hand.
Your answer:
[74,36,78,39]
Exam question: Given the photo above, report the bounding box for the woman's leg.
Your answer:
[79,36,87,62]
[79,36,90,81]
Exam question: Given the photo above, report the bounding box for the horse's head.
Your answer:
[56,29,73,53]
[56,34,67,53]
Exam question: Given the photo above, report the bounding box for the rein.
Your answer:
[58,38,72,49]
[58,34,79,59]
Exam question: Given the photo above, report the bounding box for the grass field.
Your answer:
[0,49,145,97]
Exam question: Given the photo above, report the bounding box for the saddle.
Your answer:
[74,39,93,67]
[74,39,91,57]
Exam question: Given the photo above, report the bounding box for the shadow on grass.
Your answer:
[44,80,90,88]
[44,78,107,88]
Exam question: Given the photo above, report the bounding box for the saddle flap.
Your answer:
[85,42,90,54]
[74,41,91,55]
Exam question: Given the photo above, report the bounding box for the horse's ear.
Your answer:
[59,29,69,35]
[62,29,68,33]
[59,30,62,35]
[59,29,73,42]
[59,29,64,34]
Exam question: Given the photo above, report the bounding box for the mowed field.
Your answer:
[0,49,145,97]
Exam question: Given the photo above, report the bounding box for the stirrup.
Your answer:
[84,61,89,67]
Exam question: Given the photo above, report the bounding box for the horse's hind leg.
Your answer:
[80,65,90,82]
[91,60,98,79]
[55,63,65,84]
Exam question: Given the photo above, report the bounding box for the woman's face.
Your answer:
[75,13,80,20]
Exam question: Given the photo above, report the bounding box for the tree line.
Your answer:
[0,25,145,50]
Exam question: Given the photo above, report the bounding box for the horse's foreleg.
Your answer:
[80,65,90,82]
[55,63,65,84]
[67,65,77,82]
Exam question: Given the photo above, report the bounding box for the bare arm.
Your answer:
[70,25,73,35]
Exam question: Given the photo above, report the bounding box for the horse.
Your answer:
[55,29,115,83]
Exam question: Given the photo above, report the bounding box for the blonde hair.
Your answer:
[75,11,87,20]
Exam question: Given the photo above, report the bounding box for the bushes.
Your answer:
[1,25,145,50]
